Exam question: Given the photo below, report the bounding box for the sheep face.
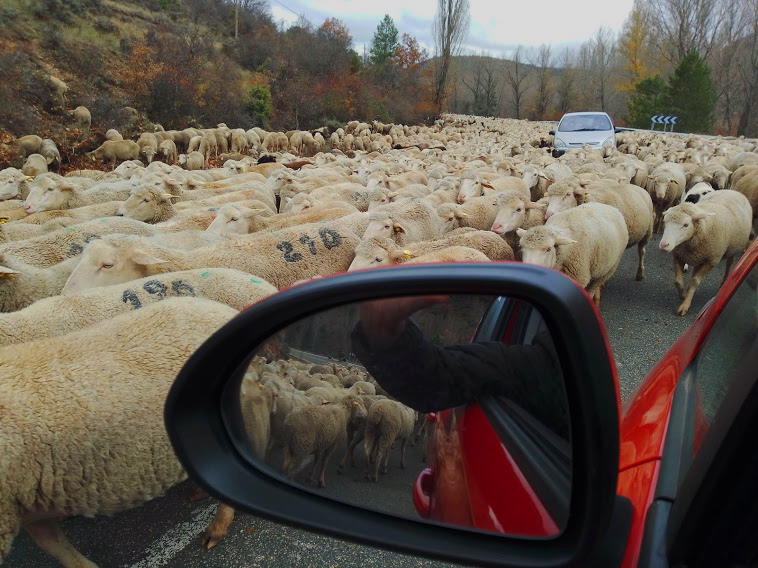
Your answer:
[491,195,529,234]
[140,146,156,164]
[118,188,171,222]
[349,238,406,271]
[652,175,677,200]
[437,204,461,233]
[367,189,391,210]
[0,174,24,200]
[457,175,481,203]
[659,205,712,252]
[207,205,248,235]
[363,214,402,241]
[517,226,576,269]
[366,173,389,189]
[545,187,579,220]
[23,177,70,213]
[62,240,159,295]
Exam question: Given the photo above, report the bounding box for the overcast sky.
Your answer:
[268,0,635,57]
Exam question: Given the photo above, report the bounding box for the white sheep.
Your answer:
[0,256,81,312]
[282,395,368,487]
[679,182,715,205]
[21,154,48,177]
[86,140,141,168]
[0,298,236,567]
[178,151,205,170]
[646,162,686,232]
[159,139,178,163]
[659,190,752,316]
[47,74,68,105]
[364,399,416,482]
[517,202,629,306]
[22,176,132,214]
[70,106,91,130]
[62,222,361,292]
[362,200,441,245]
[38,139,61,167]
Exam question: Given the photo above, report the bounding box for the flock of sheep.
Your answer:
[1,111,758,567]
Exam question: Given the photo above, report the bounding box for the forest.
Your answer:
[0,0,756,138]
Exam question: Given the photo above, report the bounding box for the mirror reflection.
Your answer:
[228,294,571,537]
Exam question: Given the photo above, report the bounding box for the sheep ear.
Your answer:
[554,236,578,246]
[669,178,680,184]
[388,250,407,263]
[130,249,167,265]
[481,182,495,189]
[388,191,399,199]
[59,182,75,191]
[538,173,550,180]
[525,201,546,210]
[691,210,716,221]
[516,228,528,238]
[393,222,407,234]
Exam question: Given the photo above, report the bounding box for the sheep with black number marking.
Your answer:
[364,399,416,482]
[282,395,368,488]
[0,298,236,568]
[62,222,361,292]
[517,202,628,307]
[0,268,274,346]
[659,190,752,316]
[0,217,156,267]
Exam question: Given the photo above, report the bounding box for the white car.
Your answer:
[550,111,617,155]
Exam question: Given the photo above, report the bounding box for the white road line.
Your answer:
[125,503,217,568]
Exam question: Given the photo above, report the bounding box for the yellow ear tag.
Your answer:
[395,227,401,232]
[0,273,17,280]
[403,249,412,258]
[462,213,468,216]
[0,218,7,224]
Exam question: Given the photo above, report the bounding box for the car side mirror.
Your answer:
[165,263,623,567]
[549,130,556,136]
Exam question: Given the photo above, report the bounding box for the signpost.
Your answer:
[650,115,678,132]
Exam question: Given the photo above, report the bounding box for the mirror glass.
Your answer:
[224,294,572,537]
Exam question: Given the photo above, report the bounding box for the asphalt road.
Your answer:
[5,230,728,568]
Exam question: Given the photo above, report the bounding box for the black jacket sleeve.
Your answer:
[351,318,567,428]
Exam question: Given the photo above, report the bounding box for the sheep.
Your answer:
[86,140,141,168]
[337,394,388,473]
[187,135,203,154]
[517,202,629,307]
[363,399,416,482]
[367,185,429,210]
[178,151,205,170]
[731,168,758,228]
[0,216,156,267]
[38,139,61,168]
[0,298,236,567]
[403,246,491,265]
[282,395,368,487]
[0,169,29,202]
[0,255,80,312]
[437,194,501,233]
[21,154,48,177]
[158,139,178,163]
[61,222,361,293]
[646,163,686,232]
[680,182,716,205]
[0,268,273,346]
[545,179,654,280]
[70,105,91,130]
[659,190,752,316]
[137,132,159,164]
[16,201,123,225]
[730,164,758,189]
[207,202,358,235]
[47,74,68,105]
[117,186,179,223]
[22,176,132,214]
[349,229,513,270]
[105,128,123,141]
[362,200,441,245]
[16,134,43,156]
[0,218,67,244]
[491,193,547,237]
[199,132,218,160]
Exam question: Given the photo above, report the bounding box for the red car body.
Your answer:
[414,237,758,567]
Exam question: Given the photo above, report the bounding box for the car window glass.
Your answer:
[558,115,612,132]
[690,261,758,454]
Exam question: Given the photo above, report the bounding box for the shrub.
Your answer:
[94,16,118,34]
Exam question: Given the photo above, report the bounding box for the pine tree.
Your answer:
[624,75,668,128]
[666,50,717,134]
[369,15,399,66]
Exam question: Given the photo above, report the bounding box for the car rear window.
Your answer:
[558,115,612,132]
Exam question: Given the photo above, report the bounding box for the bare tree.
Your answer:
[712,1,748,132]
[529,44,553,120]
[642,0,730,64]
[503,45,531,119]
[587,27,617,111]
[462,53,499,116]
[736,0,758,135]
[432,0,471,116]
[555,48,576,113]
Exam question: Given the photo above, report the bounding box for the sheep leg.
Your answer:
[317,445,338,488]
[677,262,715,316]
[201,503,235,549]
[636,239,648,281]
[400,437,408,469]
[24,519,98,568]
[381,443,392,474]
[674,258,686,299]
